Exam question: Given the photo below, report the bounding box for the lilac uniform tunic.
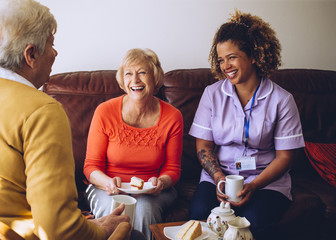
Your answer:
[189,78,305,200]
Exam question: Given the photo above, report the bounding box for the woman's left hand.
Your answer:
[147,177,165,196]
[230,182,257,208]
[230,149,295,207]
[105,177,122,195]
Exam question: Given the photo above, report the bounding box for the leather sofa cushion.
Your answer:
[270,69,336,143]
[44,70,123,192]
[278,184,325,239]
[160,69,217,180]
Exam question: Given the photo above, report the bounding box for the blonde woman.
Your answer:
[84,48,183,240]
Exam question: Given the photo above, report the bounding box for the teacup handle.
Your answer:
[217,179,226,195]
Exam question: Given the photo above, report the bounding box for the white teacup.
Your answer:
[110,195,137,226]
[217,175,244,202]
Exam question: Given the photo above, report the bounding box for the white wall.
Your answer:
[38,0,336,75]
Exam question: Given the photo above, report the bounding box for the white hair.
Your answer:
[0,0,57,71]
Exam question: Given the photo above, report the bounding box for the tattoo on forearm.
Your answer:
[214,176,222,183]
[197,149,221,178]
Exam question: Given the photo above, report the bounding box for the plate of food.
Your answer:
[117,176,155,194]
[163,220,213,240]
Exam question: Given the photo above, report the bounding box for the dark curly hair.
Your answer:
[209,10,281,80]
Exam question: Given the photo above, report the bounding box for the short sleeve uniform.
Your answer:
[189,78,305,200]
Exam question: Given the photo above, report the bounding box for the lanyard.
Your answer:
[243,83,260,149]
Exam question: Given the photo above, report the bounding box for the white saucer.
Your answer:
[117,182,155,194]
[164,221,218,240]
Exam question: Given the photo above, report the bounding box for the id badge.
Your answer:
[234,156,256,171]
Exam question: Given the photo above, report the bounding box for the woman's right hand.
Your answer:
[105,177,122,195]
[215,175,228,203]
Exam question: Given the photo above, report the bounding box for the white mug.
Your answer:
[110,195,137,226]
[217,175,244,202]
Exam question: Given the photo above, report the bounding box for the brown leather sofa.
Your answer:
[43,68,336,240]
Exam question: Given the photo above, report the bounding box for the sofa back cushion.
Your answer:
[44,70,124,191]
[44,68,336,189]
[270,69,336,175]
[160,69,217,180]
[270,69,336,143]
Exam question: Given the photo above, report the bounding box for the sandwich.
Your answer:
[176,220,202,240]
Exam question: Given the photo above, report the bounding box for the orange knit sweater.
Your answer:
[84,95,183,185]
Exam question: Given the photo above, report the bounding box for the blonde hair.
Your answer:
[0,0,57,71]
[116,48,164,94]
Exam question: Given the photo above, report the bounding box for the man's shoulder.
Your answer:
[2,79,62,113]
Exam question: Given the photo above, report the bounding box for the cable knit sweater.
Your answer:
[84,95,183,185]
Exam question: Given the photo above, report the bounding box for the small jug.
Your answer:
[223,216,253,240]
[207,202,236,238]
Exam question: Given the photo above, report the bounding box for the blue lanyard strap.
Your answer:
[244,83,260,148]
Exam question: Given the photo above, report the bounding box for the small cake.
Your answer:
[176,220,202,240]
[130,176,144,190]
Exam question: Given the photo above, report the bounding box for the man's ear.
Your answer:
[23,44,37,69]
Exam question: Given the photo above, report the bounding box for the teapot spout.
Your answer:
[213,215,226,237]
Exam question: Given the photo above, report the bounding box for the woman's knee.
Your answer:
[236,190,291,239]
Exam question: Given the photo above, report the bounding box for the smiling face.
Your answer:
[123,61,155,102]
[216,40,257,87]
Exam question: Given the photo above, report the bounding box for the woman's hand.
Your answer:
[147,176,171,196]
[229,149,295,207]
[216,181,257,207]
[216,177,256,206]
[147,177,164,195]
[105,177,122,195]
[89,170,122,195]
[216,176,228,203]
[230,182,257,207]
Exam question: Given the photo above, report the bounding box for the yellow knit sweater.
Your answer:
[0,78,106,240]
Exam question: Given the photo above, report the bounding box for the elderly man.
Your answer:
[0,0,144,239]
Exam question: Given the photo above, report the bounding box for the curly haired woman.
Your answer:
[189,10,305,240]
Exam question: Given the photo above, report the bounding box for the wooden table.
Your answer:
[150,221,187,240]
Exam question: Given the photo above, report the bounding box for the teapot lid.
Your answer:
[212,202,234,215]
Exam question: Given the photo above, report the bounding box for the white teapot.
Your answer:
[207,202,236,238]
[223,216,253,240]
